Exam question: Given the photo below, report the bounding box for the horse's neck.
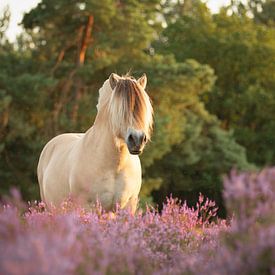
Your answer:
[82,112,129,171]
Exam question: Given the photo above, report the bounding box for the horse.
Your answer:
[37,73,153,213]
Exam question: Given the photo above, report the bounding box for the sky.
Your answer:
[0,0,232,42]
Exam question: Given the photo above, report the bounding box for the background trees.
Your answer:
[158,0,275,166]
[0,0,274,215]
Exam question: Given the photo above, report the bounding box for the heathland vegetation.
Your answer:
[0,0,275,214]
[0,168,274,274]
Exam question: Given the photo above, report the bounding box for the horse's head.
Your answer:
[97,73,153,155]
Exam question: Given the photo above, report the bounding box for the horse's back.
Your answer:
[37,133,84,205]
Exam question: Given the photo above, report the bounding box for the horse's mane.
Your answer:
[107,76,153,139]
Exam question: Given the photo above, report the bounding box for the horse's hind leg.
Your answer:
[37,140,55,202]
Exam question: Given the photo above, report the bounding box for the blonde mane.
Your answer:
[106,76,153,139]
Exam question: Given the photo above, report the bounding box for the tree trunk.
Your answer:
[71,15,94,124]
[182,0,192,15]
[52,70,76,134]
[79,15,94,66]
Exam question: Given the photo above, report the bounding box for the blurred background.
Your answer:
[0,0,274,216]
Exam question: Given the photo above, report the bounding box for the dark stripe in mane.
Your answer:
[114,78,148,129]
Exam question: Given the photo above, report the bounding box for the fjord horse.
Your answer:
[37,73,153,213]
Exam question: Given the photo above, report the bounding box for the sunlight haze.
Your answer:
[0,0,232,42]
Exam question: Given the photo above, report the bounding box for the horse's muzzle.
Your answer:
[126,130,146,155]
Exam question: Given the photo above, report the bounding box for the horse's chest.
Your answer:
[97,172,140,208]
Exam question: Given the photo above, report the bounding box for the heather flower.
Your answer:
[0,168,274,274]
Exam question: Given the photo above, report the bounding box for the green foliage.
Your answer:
[0,6,10,43]
[248,0,275,26]
[156,0,275,167]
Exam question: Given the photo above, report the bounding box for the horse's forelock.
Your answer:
[108,77,153,138]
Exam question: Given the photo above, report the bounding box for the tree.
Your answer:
[156,0,275,166]
[248,0,275,26]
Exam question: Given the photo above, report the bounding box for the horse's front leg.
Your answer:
[125,196,139,214]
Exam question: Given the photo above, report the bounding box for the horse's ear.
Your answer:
[109,73,120,90]
[137,74,147,89]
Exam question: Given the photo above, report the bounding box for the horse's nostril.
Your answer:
[128,134,134,143]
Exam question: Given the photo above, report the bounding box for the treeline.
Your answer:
[0,0,274,214]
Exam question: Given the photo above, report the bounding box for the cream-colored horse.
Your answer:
[37,73,153,213]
